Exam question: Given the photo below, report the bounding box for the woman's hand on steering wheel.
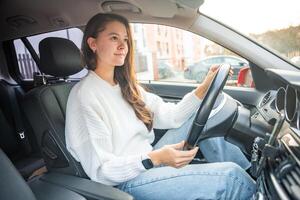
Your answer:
[194,65,233,99]
[194,65,220,99]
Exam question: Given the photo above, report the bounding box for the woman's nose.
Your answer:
[118,41,126,49]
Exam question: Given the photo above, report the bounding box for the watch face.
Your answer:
[142,158,154,169]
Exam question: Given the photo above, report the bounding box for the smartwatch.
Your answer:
[141,155,154,170]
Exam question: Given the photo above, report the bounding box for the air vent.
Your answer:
[282,165,300,199]
[273,151,300,199]
[260,91,271,107]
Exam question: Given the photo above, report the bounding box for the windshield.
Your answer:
[200,0,300,68]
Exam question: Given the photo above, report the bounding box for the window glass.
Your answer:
[200,0,300,69]
[14,28,87,80]
[131,23,253,88]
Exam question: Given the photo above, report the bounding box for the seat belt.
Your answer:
[7,86,31,155]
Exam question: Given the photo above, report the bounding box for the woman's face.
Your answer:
[89,21,129,68]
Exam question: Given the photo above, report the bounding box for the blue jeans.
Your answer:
[117,114,256,200]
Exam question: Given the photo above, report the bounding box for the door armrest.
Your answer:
[40,172,133,200]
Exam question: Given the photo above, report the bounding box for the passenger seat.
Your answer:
[22,37,87,177]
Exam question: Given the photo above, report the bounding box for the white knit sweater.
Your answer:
[65,70,201,186]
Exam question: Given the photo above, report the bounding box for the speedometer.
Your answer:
[285,85,298,122]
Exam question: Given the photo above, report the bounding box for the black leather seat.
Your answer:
[22,37,87,177]
[0,148,87,200]
[0,80,44,178]
[0,148,37,200]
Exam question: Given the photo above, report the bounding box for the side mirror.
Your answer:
[237,66,254,87]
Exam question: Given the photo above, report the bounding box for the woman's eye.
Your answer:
[111,36,118,41]
[124,38,128,42]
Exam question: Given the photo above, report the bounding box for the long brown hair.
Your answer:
[81,13,153,131]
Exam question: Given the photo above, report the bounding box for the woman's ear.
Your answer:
[87,37,97,53]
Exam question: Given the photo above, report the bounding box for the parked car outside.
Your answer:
[184,55,248,82]
[158,60,174,79]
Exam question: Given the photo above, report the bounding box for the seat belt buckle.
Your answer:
[18,131,25,139]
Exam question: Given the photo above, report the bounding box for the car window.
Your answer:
[201,0,300,69]
[131,23,253,88]
[13,28,87,80]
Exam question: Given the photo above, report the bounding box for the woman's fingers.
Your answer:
[210,64,234,76]
[175,161,191,168]
[167,140,185,150]
[176,155,196,163]
[177,147,199,157]
[163,143,199,168]
[174,156,195,168]
[173,146,198,160]
[210,64,220,72]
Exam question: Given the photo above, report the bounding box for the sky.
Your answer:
[200,0,300,34]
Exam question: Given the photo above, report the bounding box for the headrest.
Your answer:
[39,37,83,77]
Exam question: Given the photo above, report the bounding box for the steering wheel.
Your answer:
[183,64,231,150]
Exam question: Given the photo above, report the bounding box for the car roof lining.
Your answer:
[0,0,203,41]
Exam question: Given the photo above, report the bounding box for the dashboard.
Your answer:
[252,69,300,200]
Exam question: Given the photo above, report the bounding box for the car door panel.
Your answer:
[141,82,262,108]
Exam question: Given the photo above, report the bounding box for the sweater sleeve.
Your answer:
[66,97,147,186]
[139,86,202,129]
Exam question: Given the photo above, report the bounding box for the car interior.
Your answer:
[0,0,300,200]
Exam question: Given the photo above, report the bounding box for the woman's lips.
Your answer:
[114,53,126,57]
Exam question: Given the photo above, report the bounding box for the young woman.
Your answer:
[65,13,256,199]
